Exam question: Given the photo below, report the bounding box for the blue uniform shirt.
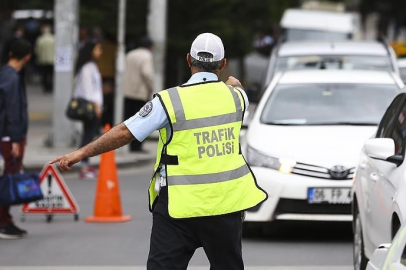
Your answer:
[124,72,249,189]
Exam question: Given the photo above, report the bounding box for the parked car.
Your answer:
[398,59,406,83]
[243,69,403,235]
[353,91,406,270]
[262,41,400,96]
[366,222,406,270]
[280,9,360,42]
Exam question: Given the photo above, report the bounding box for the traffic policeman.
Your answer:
[51,32,267,270]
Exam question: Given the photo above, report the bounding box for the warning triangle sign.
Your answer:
[22,164,79,214]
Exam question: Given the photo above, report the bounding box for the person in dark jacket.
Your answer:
[0,38,31,239]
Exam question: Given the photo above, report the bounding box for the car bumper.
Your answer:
[245,166,353,222]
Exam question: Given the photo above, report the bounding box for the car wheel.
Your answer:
[354,208,368,270]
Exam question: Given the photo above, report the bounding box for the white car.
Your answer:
[263,41,400,93]
[243,69,403,234]
[398,59,406,83]
[353,91,406,270]
[366,222,406,270]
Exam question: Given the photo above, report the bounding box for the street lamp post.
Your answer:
[52,0,79,147]
[147,0,167,94]
[114,0,127,127]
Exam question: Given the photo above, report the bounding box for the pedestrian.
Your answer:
[51,33,267,269]
[72,41,103,179]
[35,24,55,93]
[0,38,32,239]
[123,36,154,152]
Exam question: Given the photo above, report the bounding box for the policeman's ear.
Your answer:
[218,58,227,72]
[186,53,193,68]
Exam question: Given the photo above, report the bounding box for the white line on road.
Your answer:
[0,266,352,270]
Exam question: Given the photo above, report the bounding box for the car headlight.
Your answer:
[247,146,296,174]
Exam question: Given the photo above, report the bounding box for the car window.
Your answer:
[284,28,350,41]
[275,55,393,73]
[260,84,398,126]
[391,101,406,155]
[376,94,405,138]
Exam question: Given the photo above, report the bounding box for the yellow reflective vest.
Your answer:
[149,81,267,218]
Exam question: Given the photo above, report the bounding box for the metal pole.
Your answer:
[147,0,167,94]
[52,0,79,147]
[114,0,127,126]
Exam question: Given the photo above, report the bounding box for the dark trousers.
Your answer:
[39,64,53,93]
[124,98,146,151]
[147,187,244,270]
[80,118,100,164]
[0,139,26,226]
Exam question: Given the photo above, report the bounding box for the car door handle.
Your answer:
[370,173,379,182]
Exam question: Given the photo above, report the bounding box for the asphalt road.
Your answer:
[0,162,353,269]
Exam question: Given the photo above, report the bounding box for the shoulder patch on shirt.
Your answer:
[139,101,153,117]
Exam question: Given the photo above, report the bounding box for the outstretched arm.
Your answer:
[50,123,134,172]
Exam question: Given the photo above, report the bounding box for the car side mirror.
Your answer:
[364,138,403,166]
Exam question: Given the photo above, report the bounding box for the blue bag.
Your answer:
[0,171,43,206]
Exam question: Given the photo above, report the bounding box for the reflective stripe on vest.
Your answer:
[168,86,243,131]
[170,164,250,185]
[149,82,267,218]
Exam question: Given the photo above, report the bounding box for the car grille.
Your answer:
[292,162,355,180]
[275,198,351,215]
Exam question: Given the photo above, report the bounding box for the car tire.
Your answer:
[353,207,368,270]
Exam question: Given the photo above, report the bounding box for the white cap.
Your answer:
[190,33,225,62]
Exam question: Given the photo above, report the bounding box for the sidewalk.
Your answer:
[1,82,157,172]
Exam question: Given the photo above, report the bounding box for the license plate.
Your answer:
[308,187,352,204]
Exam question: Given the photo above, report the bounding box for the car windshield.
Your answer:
[284,28,350,41]
[261,84,398,126]
[275,55,393,73]
[400,67,406,83]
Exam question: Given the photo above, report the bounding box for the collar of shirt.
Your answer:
[184,72,219,86]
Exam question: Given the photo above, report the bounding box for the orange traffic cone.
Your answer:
[85,124,131,223]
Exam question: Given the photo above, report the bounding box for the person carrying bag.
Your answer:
[0,38,32,239]
[67,41,103,180]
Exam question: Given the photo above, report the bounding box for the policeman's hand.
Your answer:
[49,150,84,172]
[225,76,243,89]
[11,142,20,157]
